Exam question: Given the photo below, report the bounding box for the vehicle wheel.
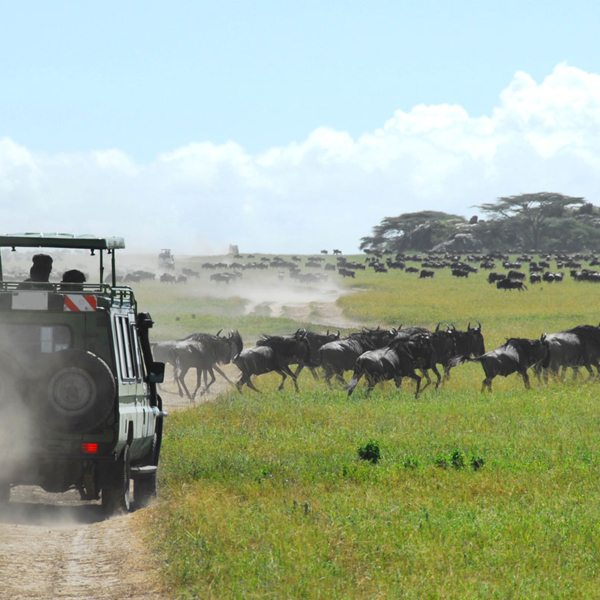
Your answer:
[39,350,116,432]
[102,445,131,516]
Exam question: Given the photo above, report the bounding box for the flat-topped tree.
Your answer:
[476,192,585,251]
[360,211,466,253]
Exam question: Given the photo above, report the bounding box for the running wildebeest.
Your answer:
[173,330,243,400]
[290,329,340,379]
[452,337,548,391]
[234,331,311,392]
[539,325,600,381]
[390,327,443,391]
[347,337,422,398]
[445,323,485,379]
[319,328,397,386]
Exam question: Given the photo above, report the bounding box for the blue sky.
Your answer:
[1,1,600,253]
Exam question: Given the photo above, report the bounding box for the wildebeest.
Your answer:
[496,278,527,291]
[507,270,525,280]
[451,269,469,278]
[171,331,243,400]
[419,269,434,278]
[151,340,180,385]
[234,331,311,392]
[445,323,485,379]
[338,268,356,278]
[347,338,421,398]
[538,325,600,381]
[319,328,396,386]
[488,272,506,284]
[452,337,547,391]
[291,329,340,379]
[390,327,451,390]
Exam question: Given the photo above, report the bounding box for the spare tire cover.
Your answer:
[42,350,116,432]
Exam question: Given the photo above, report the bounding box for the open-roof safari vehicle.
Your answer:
[0,233,166,515]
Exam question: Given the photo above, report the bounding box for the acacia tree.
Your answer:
[360,211,466,252]
[476,192,584,250]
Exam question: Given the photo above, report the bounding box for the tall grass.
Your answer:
[142,259,600,598]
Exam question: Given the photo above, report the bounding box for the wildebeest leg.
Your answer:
[347,369,363,397]
[408,372,421,399]
[520,369,531,389]
[323,366,334,387]
[419,369,431,392]
[177,366,194,401]
[212,364,233,385]
[430,364,442,389]
[481,377,492,392]
[443,365,452,382]
[365,374,376,396]
[583,365,595,380]
[237,372,260,393]
[309,367,319,380]
[277,366,299,391]
[188,368,203,400]
[335,370,346,386]
[284,366,300,392]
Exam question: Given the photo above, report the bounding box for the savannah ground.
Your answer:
[138,255,600,599]
[2,253,600,598]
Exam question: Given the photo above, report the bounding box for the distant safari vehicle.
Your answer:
[158,248,175,270]
[0,233,166,515]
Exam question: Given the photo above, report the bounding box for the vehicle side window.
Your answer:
[114,315,136,381]
[129,322,145,382]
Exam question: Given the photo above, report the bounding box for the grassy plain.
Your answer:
[139,257,600,598]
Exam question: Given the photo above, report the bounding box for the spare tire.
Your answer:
[39,350,116,432]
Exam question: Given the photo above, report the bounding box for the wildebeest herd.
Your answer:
[153,321,600,399]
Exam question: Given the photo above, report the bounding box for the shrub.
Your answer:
[357,440,381,464]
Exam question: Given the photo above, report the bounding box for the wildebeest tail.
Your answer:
[448,354,481,368]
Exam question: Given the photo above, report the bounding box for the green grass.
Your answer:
[141,257,600,598]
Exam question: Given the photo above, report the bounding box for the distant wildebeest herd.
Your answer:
[143,249,600,290]
[152,321,600,399]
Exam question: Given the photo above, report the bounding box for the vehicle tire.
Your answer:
[39,350,116,432]
[102,445,131,516]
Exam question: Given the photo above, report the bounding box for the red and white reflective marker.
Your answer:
[64,294,97,312]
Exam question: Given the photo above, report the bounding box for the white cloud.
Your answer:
[2,63,600,254]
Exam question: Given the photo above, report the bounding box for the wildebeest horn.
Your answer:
[477,321,481,330]
[435,322,440,332]
[467,322,471,330]
[216,329,223,336]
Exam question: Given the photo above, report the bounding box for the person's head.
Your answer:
[61,269,86,291]
[62,269,86,284]
[30,254,53,282]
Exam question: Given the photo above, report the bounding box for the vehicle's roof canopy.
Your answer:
[0,233,125,250]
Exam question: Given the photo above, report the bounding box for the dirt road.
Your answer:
[0,296,360,599]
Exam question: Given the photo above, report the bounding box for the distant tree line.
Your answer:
[360,192,600,254]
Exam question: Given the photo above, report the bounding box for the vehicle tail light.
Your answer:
[81,442,99,454]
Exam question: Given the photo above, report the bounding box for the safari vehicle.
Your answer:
[0,233,166,515]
